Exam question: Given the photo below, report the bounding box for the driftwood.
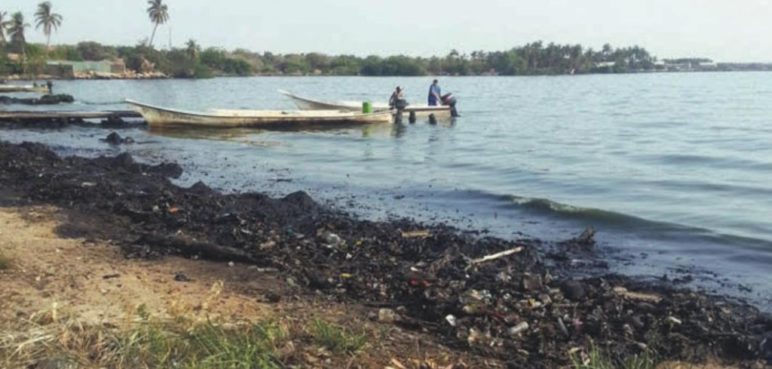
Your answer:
[135,233,259,264]
[468,246,524,268]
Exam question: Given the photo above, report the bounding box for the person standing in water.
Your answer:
[427,79,442,106]
[390,86,406,110]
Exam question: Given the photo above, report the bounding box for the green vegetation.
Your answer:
[0,298,374,369]
[309,318,367,354]
[0,39,665,78]
[146,0,169,48]
[0,252,10,270]
[570,345,659,369]
[34,2,62,52]
[112,317,285,369]
[7,12,28,55]
[1,305,290,369]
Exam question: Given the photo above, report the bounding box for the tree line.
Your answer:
[1,40,662,78]
[0,0,662,78]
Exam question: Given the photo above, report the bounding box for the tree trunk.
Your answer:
[149,24,158,48]
[46,34,50,57]
[21,42,26,75]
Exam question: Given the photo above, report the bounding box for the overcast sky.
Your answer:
[4,0,772,62]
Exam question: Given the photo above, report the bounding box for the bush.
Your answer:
[77,41,117,61]
[222,58,252,76]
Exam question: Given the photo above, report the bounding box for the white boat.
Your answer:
[279,90,452,119]
[0,84,49,93]
[125,99,393,128]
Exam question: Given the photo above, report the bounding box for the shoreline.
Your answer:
[0,140,769,367]
[3,69,772,82]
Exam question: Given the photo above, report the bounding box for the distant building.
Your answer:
[595,61,616,68]
[662,58,714,72]
[46,59,126,78]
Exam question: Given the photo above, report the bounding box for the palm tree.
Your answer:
[34,2,63,52]
[7,12,29,72]
[185,39,199,59]
[0,12,13,46]
[146,0,169,48]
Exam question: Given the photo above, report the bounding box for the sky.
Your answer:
[4,0,772,62]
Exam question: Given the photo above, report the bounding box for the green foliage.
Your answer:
[110,313,286,369]
[0,38,661,78]
[0,252,10,270]
[309,319,367,354]
[570,345,659,369]
[200,47,227,69]
[7,12,28,54]
[77,41,117,61]
[222,57,252,76]
[48,45,82,61]
[24,43,45,59]
[0,51,13,75]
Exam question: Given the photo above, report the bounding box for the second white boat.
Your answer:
[279,90,453,119]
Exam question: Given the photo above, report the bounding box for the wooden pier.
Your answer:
[0,110,142,122]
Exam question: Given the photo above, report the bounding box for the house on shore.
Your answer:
[46,60,127,79]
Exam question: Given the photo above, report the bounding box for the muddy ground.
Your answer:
[0,140,770,368]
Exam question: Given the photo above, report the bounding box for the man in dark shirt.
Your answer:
[427,79,441,106]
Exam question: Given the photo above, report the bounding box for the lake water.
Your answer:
[2,73,771,310]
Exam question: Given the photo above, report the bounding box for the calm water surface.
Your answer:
[2,73,770,310]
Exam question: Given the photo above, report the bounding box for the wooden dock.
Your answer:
[0,110,142,122]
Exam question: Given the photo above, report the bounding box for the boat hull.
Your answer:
[279,90,452,119]
[0,85,49,93]
[125,100,393,128]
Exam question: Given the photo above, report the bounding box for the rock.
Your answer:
[577,227,596,246]
[508,322,529,336]
[102,132,135,145]
[174,272,191,282]
[557,317,569,336]
[666,316,682,325]
[33,358,76,369]
[561,280,587,301]
[104,132,123,145]
[321,231,343,246]
[264,291,281,303]
[631,315,645,329]
[0,94,74,105]
[378,308,399,323]
[761,334,771,363]
[259,240,276,250]
[521,273,543,291]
